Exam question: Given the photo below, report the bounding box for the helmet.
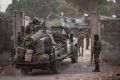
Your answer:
[32,17,40,25]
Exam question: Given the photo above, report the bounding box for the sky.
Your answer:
[0,0,12,12]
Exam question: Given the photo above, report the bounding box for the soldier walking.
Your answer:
[78,32,85,57]
[92,34,101,72]
[86,29,90,50]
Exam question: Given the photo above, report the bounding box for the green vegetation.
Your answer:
[66,0,120,16]
[49,18,62,26]
[1,0,120,19]
[5,0,59,18]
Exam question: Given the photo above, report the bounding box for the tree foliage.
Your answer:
[6,0,59,18]
[66,0,105,13]
[65,0,120,16]
[57,0,79,17]
[5,0,120,17]
[108,0,120,16]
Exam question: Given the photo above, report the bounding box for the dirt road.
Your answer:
[0,48,120,80]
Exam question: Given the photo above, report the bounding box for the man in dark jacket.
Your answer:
[92,34,101,72]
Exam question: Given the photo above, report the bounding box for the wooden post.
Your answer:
[13,10,17,48]
[12,10,25,48]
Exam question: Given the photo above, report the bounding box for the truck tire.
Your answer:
[71,47,78,63]
[51,61,60,74]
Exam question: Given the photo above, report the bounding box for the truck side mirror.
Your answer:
[70,34,73,42]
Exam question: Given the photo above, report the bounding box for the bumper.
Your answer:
[14,61,50,69]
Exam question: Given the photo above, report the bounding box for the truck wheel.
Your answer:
[51,61,60,74]
[71,57,78,63]
[71,47,78,63]
[21,68,31,75]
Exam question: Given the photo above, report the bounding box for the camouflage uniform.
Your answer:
[86,30,90,49]
[92,35,101,72]
[78,32,85,57]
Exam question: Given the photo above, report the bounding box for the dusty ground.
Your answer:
[0,40,120,80]
[0,50,120,80]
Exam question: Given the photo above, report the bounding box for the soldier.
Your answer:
[25,17,40,34]
[78,31,85,57]
[92,34,101,72]
[25,22,34,34]
[17,32,23,45]
[86,29,90,50]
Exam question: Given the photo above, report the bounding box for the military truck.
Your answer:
[11,15,78,74]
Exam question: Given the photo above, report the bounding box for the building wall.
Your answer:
[0,20,13,52]
[101,20,120,65]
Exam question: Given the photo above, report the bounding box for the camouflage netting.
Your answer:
[100,19,120,65]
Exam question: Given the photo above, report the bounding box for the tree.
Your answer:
[65,0,120,16]
[108,0,120,16]
[12,0,18,4]
[65,0,107,14]
[6,0,59,18]
[57,0,79,17]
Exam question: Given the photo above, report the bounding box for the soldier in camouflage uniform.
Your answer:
[92,34,101,72]
[78,31,85,57]
[85,29,90,50]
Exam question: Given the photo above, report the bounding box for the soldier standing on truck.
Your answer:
[92,34,101,72]
[25,22,34,34]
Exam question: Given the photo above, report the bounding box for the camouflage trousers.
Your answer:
[94,52,100,63]
[94,52,100,70]
[78,44,84,57]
